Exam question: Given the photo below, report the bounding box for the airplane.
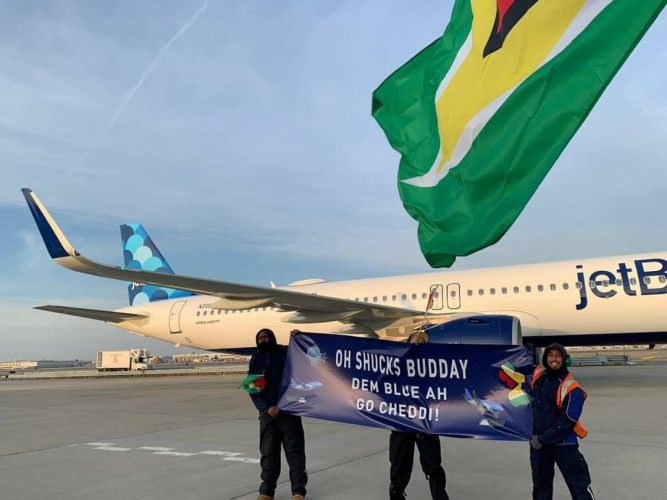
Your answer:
[463,388,505,428]
[22,188,667,353]
[290,379,323,391]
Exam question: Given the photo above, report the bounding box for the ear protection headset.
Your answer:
[544,347,571,367]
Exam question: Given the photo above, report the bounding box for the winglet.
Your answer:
[21,188,78,259]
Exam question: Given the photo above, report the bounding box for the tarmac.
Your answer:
[1,362,666,500]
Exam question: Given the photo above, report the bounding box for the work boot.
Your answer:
[390,484,407,499]
[256,495,273,500]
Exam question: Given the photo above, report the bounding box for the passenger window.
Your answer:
[402,294,407,300]
[589,281,596,289]
[537,285,543,292]
[616,279,622,286]
[562,283,569,290]
[382,296,388,302]
[203,310,207,316]
[434,292,440,299]
[392,295,397,301]
[467,290,473,296]
[422,292,427,299]
[411,293,417,300]
[644,277,651,285]
[513,286,519,293]
[501,287,507,294]
[373,296,378,302]
[575,282,582,289]
[660,276,666,284]
[450,290,457,297]
[196,311,200,316]
[630,278,637,286]
[490,288,496,295]
[525,285,531,293]
[478,289,484,296]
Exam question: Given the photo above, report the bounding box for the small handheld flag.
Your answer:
[240,374,266,394]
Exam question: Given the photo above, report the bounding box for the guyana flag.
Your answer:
[372,0,665,268]
[499,362,529,407]
[240,374,266,394]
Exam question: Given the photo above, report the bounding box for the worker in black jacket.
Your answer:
[529,343,594,500]
[389,330,449,500]
[248,328,307,500]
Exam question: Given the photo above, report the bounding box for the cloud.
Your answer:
[1,0,666,358]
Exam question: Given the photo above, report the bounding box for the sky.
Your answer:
[1,1,666,360]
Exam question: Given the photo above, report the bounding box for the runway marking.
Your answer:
[223,456,259,463]
[70,442,259,463]
[154,451,197,457]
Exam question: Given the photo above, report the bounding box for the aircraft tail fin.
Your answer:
[120,223,194,306]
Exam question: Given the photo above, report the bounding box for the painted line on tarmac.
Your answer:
[69,442,259,463]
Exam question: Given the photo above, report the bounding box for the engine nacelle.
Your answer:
[425,315,521,345]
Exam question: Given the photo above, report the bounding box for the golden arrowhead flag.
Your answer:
[373,0,665,267]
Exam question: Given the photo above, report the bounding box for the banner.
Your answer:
[278,333,534,441]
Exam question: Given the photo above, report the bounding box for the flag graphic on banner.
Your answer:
[372,0,665,267]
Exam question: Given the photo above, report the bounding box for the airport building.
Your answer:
[171,353,249,363]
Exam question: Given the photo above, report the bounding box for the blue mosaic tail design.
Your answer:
[120,223,194,306]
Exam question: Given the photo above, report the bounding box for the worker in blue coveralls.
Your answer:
[389,329,449,500]
[528,343,595,500]
[248,328,307,500]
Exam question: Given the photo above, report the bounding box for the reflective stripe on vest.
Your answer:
[531,366,588,439]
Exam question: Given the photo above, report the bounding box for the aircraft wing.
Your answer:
[22,189,420,322]
[35,305,148,323]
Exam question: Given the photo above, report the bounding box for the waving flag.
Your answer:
[372,0,665,267]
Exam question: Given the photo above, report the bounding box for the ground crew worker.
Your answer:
[248,328,307,500]
[529,343,595,500]
[389,330,449,500]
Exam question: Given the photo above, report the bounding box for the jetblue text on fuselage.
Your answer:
[575,258,667,310]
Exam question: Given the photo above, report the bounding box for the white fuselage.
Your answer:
[114,252,667,350]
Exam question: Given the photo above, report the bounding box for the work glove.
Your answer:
[530,435,543,450]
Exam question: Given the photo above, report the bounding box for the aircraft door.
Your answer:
[169,301,187,334]
[429,284,444,310]
[446,283,461,309]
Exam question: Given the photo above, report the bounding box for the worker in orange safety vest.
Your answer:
[528,343,595,500]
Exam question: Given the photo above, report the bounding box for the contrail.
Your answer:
[67,0,209,176]
[105,0,209,132]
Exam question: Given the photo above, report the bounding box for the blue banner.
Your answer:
[278,333,534,441]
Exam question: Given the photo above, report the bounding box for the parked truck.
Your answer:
[96,349,151,371]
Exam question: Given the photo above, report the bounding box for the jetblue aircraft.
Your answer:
[22,188,667,353]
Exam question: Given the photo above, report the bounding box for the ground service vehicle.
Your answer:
[96,349,151,371]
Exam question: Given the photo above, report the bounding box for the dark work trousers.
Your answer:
[530,445,595,500]
[389,431,449,500]
[259,412,307,497]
